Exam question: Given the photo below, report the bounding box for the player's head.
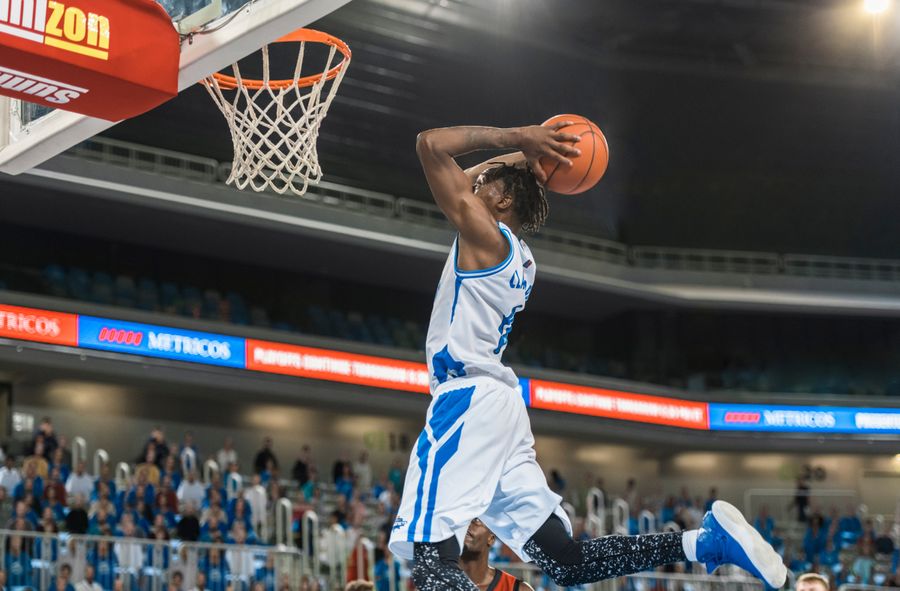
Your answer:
[796,573,830,591]
[474,164,548,234]
[461,517,495,559]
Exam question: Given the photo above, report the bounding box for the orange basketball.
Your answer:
[539,114,609,195]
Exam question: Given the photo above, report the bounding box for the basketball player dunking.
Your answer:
[387,123,788,590]
[461,519,533,591]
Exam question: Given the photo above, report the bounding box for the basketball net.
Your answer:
[203,29,350,196]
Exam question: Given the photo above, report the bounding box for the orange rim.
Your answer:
[211,28,351,91]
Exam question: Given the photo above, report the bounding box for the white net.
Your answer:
[203,30,350,196]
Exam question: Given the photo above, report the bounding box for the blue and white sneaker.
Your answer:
[697,500,787,589]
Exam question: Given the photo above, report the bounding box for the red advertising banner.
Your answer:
[0,303,78,346]
[0,0,179,120]
[529,379,709,430]
[245,339,430,394]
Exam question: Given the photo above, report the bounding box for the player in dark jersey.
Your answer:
[461,519,534,591]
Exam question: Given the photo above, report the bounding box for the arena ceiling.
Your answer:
[104,0,900,257]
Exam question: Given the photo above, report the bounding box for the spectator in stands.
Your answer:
[753,505,775,543]
[50,447,70,482]
[794,476,811,522]
[49,562,75,591]
[874,522,895,555]
[161,455,182,491]
[859,518,877,546]
[200,514,227,543]
[176,502,200,541]
[202,490,227,524]
[796,572,830,591]
[336,464,354,501]
[138,426,170,468]
[180,431,199,474]
[87,540,117,590]
[332,451,352,484]
[885,563,900,588]
[89,482,115,517]
[189,572,209,591]
[354,450,373,493]
[94,463,116,500]
[260,459,277,487]
[253,437,278,474]
[24,442,50,481]
[255,554,276,591]
[243,474,267,535]
[66,494,89,534]
[224,462,241,499]
[216,437,238,475]
[76,564,103,591]
[804,515,828,563]
[837,504,863,544]
[177,470,205,509]
[387,458,404,494]
[302,465,319,502]
[168,570,184,591]
[200,547,229,591]
[157,492,178,530]
[115,516,145,583]
[228,496,252,532]
[158,475,179,510]
[851,539,876,584]
[44,484,66,521]
[7,499,37,530]
[5,535,32,587]
[206,473,226,507]
[226,523,255,582]
[704,487,717,512]
[660,495,677,524]
[33,416,59,458]
[377,480,396,515]
[66,461,93,499]
[136,448,162,487]
[346,582,374,591]
[0,455,21,494]
[549,469,567,497]
[88,505,115,535]
[45,465,66,499]
[292,445,312,486]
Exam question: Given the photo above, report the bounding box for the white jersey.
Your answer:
[425,221,535,392]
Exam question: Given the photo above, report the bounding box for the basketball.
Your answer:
[540,114,609,195]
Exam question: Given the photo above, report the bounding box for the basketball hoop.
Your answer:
[203,29,351,196]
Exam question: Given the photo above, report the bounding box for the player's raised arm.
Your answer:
[415,124,580,268]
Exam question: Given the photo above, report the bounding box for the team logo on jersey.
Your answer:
[392,517,407,531]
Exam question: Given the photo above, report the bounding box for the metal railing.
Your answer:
[0,528,310,591]
[62,137,900,284]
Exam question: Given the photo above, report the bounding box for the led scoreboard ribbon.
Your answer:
[2,303,899,434]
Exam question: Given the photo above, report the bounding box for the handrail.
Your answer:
[115,461,131,490]
[201,457,217,482]
[586,487,606,537]
[92,449,109,480]
[357,536,375,581]
[302,510,321,579]
[274,498,293,547]
[612,498,629,535]
[71,436,87,470]
[63,137,900,285]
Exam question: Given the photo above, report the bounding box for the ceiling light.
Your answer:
[864,0,891,15]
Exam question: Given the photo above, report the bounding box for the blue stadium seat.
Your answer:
[43,264,68,298]
[347,312,375,343]
[202,289,223,320]
[137,278,160,311]
[328,309,352,340]
[90,271,115,305]
[67,268,91,301]
[226,292,249,325]
[182,286,203,318]
[249,306,270,328]
[160,281,181,314]
[115,275,137,308]
[367,315,395,346]
[307,305,332,336]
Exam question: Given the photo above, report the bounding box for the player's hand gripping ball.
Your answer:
[538,114,609,195]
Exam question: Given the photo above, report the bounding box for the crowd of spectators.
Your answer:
[0,419,897,590]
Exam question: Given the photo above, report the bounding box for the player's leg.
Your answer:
[481,400,787,589]
[388,378,523,591]
[523,502,786,588]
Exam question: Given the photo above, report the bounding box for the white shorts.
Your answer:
[388,376,571,562]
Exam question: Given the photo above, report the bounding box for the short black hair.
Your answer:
[476,163,548,234]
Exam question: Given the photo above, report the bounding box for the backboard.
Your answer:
[0,0,353,175]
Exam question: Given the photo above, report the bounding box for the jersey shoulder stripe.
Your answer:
[453,226,516,278]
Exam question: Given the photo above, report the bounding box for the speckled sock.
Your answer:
[412,541,480,590]
[524,516,687,586]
